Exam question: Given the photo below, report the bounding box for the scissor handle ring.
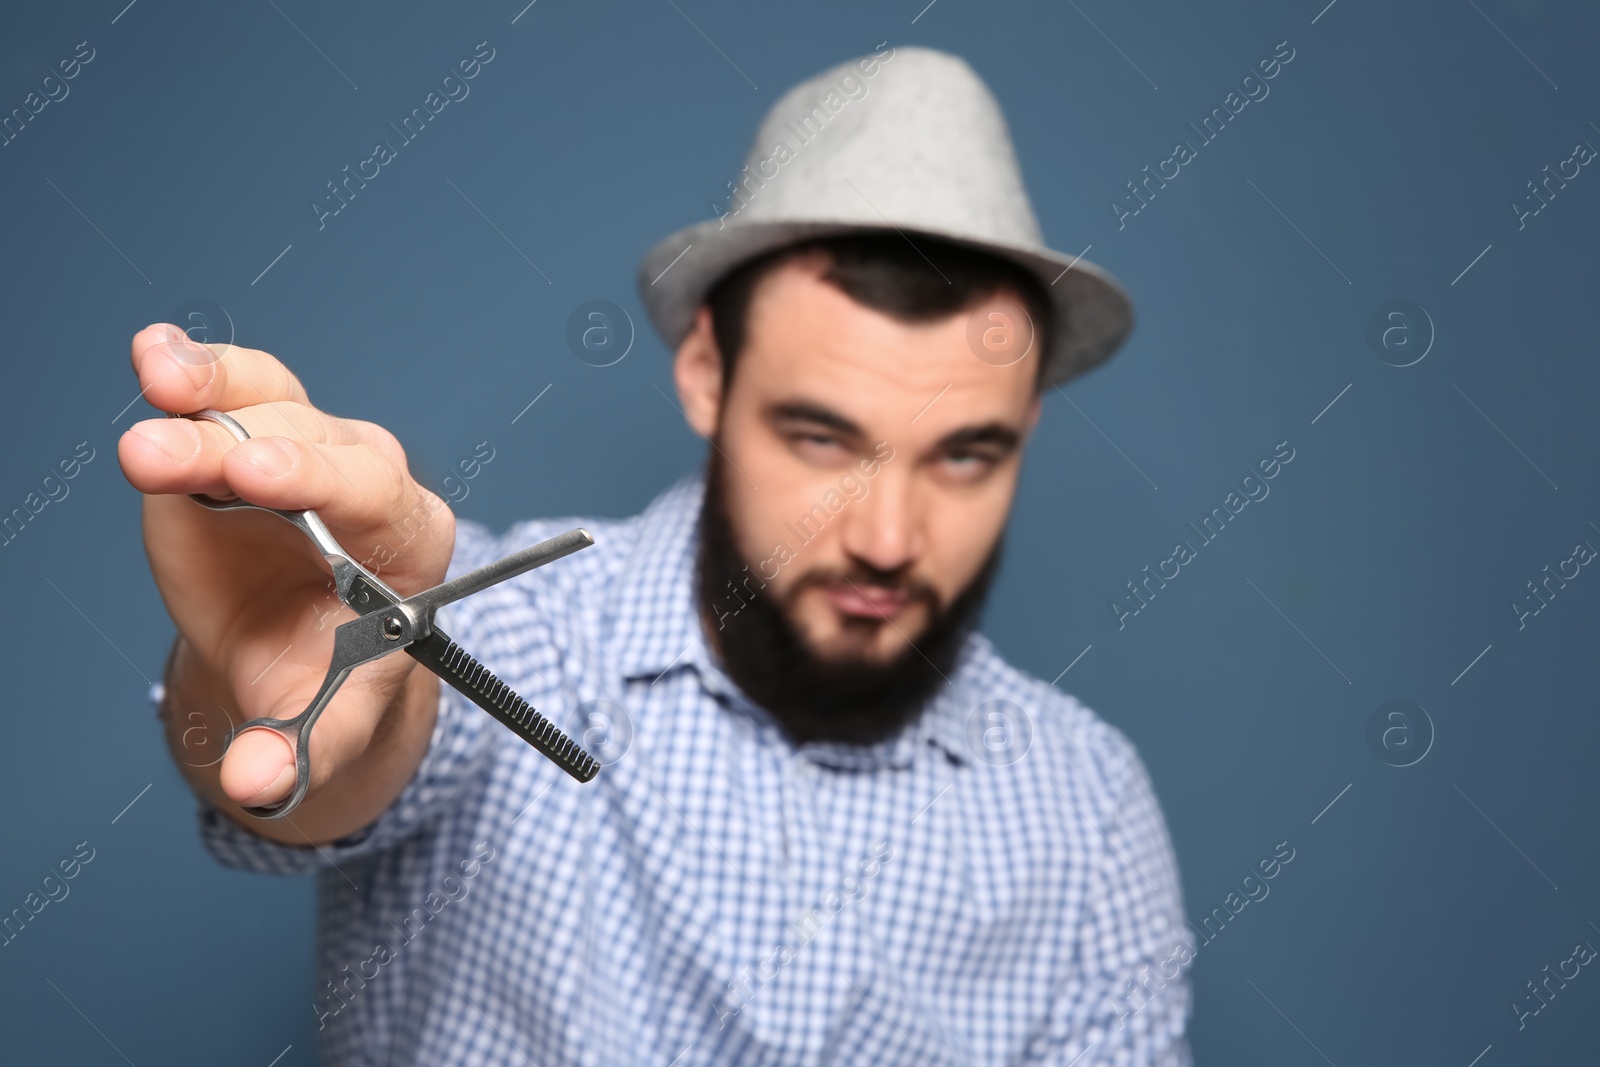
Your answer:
[215,600,417,820]
[167,408,388,597]
[167,408,259,510]
[227,712,315,818]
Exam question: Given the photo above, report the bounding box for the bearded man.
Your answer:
[121,46,1194,1067]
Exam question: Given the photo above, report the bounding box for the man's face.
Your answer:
[676,251,1042,667]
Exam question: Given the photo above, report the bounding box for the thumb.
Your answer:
[218,728,296,809]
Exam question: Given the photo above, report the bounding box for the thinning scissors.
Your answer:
[168,408,600,819]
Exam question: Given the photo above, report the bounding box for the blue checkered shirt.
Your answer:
[191,470,1195,1065]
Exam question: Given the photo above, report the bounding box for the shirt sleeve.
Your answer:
[192,517,509,876]
[1027,737,1197,1066]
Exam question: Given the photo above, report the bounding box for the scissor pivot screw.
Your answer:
[382,616,404,640]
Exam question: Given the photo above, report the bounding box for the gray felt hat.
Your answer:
[636,45,1134,387]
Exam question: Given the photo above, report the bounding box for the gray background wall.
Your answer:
[1,0,1596,1063]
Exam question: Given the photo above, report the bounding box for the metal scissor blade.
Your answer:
[407,627,599,783]
[402,528,594,618]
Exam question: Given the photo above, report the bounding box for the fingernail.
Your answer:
[131,419,200,462]
[134,324,181,374]
[239,437,297,477]
[241,763,296,808]
[159,333,216,388]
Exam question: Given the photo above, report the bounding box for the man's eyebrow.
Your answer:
[937,422,1022,451]
[768,403,1021,452]
[767,400,863,438]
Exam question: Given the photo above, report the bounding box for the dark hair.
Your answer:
[704,232,1056,393]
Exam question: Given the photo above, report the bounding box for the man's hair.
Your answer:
[704,232,1056,393]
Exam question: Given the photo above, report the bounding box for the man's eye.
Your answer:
[942,451,996,476]
[792,433,843,452]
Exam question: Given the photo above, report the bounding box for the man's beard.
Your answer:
[694,452,1003,747]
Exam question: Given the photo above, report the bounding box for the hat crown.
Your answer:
[724,46,1044,248]
[637,47,1134,388]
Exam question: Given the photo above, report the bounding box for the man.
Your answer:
[120,47,1194,1065]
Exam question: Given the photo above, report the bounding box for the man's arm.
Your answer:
[1028,743,1197,1066]
[119,323,459,845]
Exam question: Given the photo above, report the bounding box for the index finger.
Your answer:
[131,323,312,416]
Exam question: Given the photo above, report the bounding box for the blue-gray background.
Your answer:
[2,0,1596,1063]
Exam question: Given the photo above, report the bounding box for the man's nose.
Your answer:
[840,470,922,574]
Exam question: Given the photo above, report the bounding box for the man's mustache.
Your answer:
[786,564,942,613]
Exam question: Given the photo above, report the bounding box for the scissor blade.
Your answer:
[403,528,594,619]
[406,628,599,784]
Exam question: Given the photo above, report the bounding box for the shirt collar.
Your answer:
[608,467,982,770]
[610,469,708,686]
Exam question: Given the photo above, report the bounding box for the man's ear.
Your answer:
[673,305,723,438]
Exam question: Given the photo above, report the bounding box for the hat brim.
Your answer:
[636,217,1134,388]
